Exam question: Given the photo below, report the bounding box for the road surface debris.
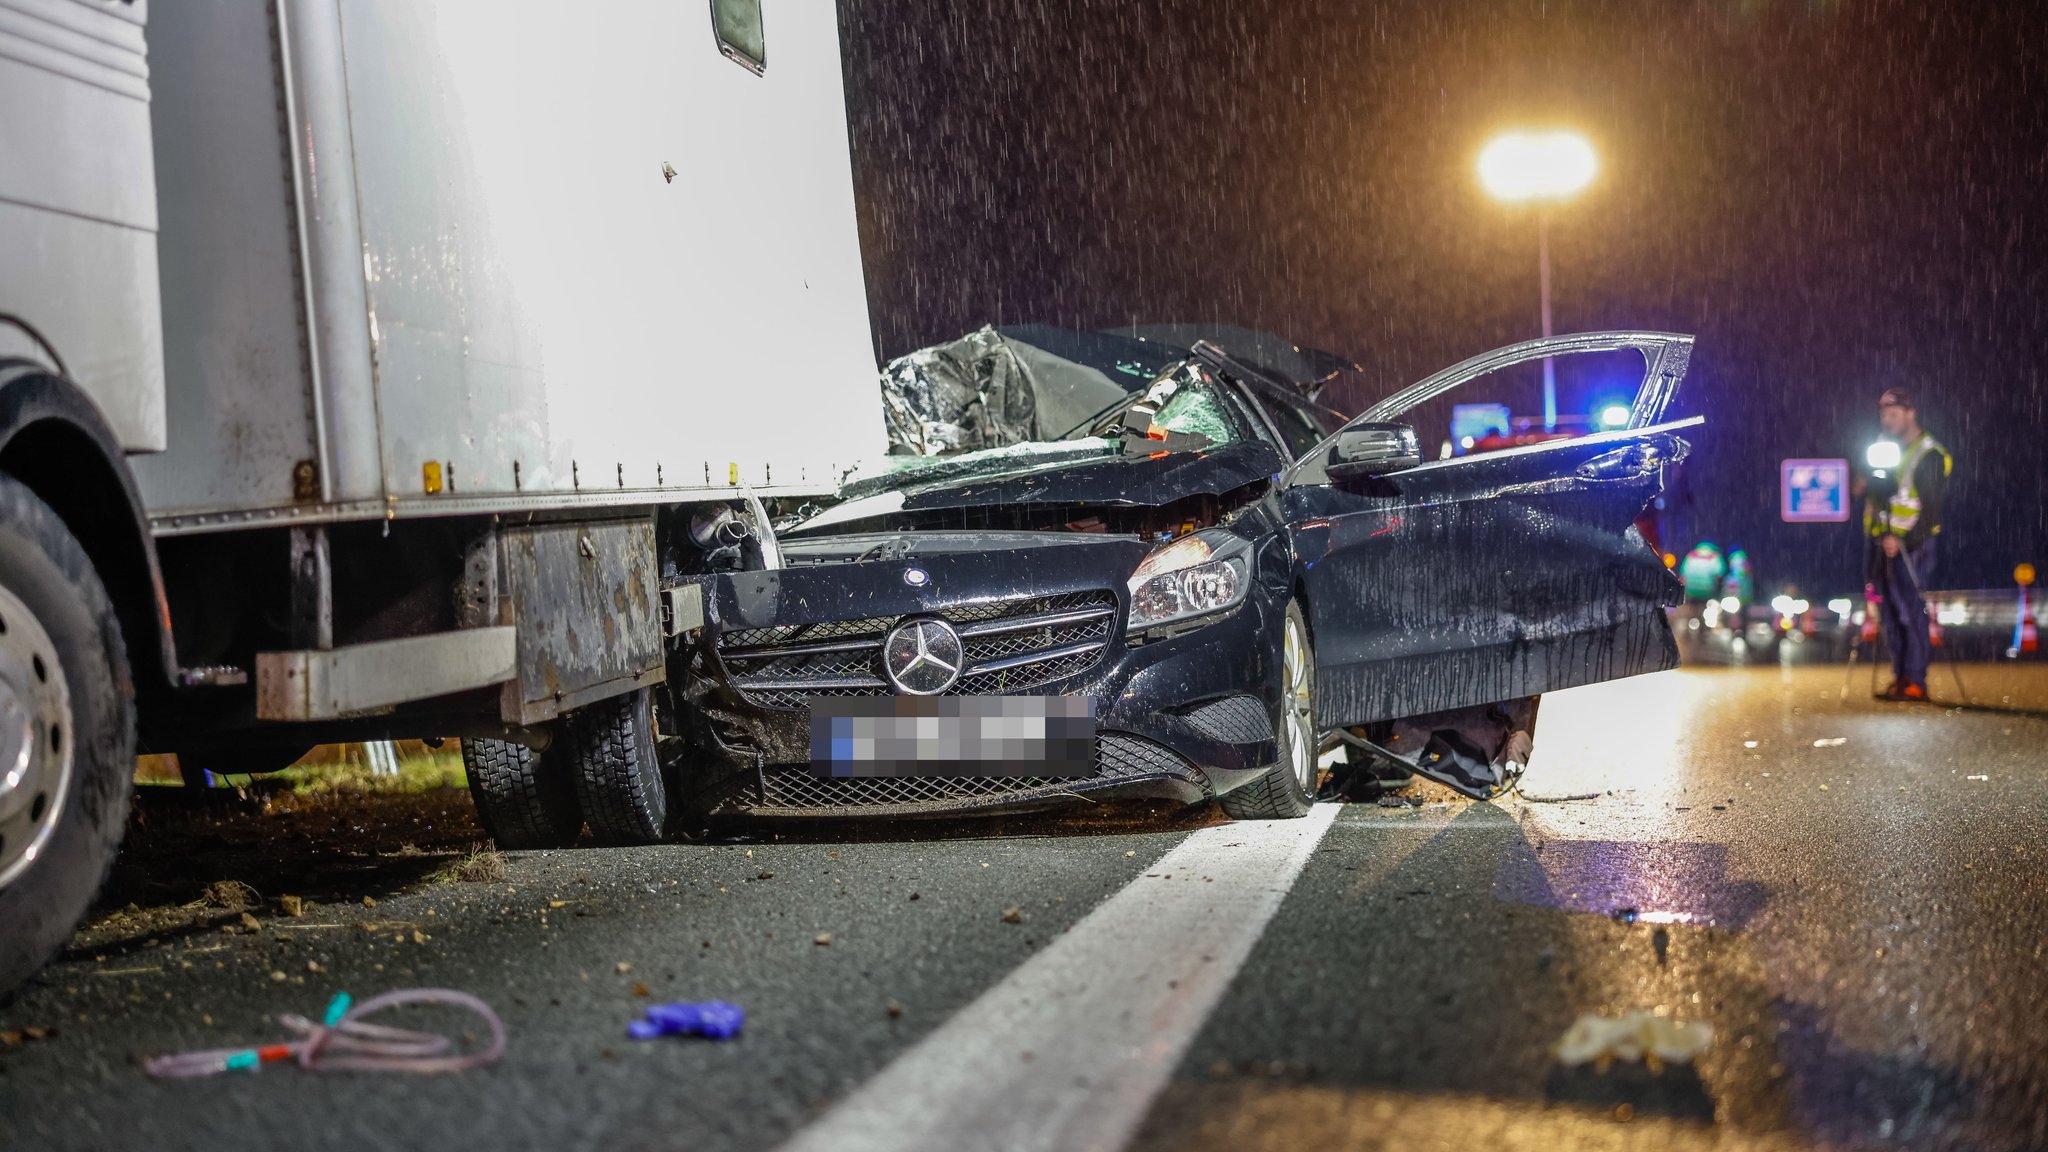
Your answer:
[145,989,506,1077]
[628,1000,744,1041]
[1554,1012,1713,1070]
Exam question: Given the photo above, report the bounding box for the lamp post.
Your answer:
[1478,130,1597,432]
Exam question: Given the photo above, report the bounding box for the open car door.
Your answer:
[1278,331,1701,730]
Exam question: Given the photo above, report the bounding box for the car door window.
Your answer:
[1394,348,1645,459]
[1289,332,1696,486]
[1363,332,1690,434]
[1274,331,1704,732]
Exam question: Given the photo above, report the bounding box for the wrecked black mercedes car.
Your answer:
[674,326,1700,820]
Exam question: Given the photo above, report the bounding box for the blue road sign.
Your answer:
[1781,458,1850,523]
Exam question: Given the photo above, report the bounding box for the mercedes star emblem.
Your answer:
[882,617,963,695]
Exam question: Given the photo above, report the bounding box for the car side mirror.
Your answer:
[1326,423,1421,480]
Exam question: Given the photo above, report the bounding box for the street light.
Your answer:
[1478,130,1598,432]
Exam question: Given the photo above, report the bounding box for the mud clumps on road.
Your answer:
[74,787,482,956]
[435,847,510,885]
[195,879,260,912]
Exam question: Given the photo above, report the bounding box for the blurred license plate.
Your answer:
[810,696,1095,778]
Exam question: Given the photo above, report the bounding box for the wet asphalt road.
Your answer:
[4,664,2047,1151]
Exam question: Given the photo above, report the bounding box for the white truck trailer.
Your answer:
[0,0,882,989]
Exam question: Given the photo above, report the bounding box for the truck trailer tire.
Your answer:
[567,688,669,846]
[0,475,134,996]
[462,735,583,849]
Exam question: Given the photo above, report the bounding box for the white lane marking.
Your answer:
[776,803,1342,1152]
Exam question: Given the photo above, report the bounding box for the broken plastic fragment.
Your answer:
[1813,737,1847,748]
[627,1000,745,1041]
[1553,1012,1713,1067]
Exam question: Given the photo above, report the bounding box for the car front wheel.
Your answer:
[1220,601,1317,820]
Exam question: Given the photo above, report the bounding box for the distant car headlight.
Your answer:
[1127,531,1251,632]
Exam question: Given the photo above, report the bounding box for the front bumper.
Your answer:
[677,540,1283,818]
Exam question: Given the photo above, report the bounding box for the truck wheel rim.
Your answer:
[1284,615,1314,795]
[0,583,73,889]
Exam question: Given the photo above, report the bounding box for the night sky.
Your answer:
[836,0,2048,594]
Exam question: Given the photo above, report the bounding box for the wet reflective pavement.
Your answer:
[1132,665,2048,1151]
[3,666,2045,1151]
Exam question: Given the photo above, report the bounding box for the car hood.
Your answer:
[789,438,1286,537]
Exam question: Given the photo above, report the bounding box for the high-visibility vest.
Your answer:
[1867,433,1950,537]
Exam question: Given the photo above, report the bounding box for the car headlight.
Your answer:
[1127,532,1252,632]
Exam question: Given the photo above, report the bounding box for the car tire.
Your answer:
[0,475,134,996]
[566,688,670,846]
[462,734,582,849]
[1220,601,1317,820]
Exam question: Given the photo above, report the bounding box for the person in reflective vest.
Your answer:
[1863,386,1952,700]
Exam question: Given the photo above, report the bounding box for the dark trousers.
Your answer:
[1876,538,1936,687]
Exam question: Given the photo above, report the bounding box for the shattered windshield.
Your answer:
[1148,377,1237,444]
[1056,363,1242,442]
[839,366,1242,501]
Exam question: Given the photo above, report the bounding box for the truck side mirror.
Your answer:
[1326,423,1420,480]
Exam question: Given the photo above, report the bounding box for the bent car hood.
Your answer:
[792,439,1286,536]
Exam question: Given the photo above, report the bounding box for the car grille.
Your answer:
[732,733,1207,814]
[716,590,1119,710]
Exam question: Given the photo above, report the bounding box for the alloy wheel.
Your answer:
[1283,613,1315,794]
